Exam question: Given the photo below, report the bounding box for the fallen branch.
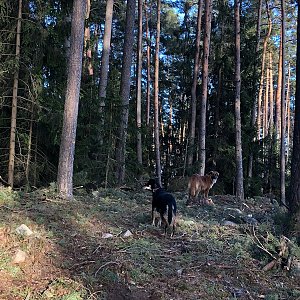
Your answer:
[262,259,278,271]
[69,260,96,270]
[94,261,119,276]
[252,227,277,260]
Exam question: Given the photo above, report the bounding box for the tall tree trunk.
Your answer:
[188,0,203,167]
[269,52,274,134]
[57,0,86,199]
[145,2,151,127]
[248,0,262,178]
[275,29,283,141]
[84,26,93,75]
[136,0,143,165]
[99,0,114,99]
[115,0,136,185]
[257,0,272,140]
[154,0,162,186]
[263,54,269,138]
[198,0,212,176]
[286,64,291,161]
[234,0,244,200]
[288,0,300,232]
[25,103,34,188]
[98,0,114,146]
[267,51,275,194]
[280,0,286,205]
[8,0,22,187]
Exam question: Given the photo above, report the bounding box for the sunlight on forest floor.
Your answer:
[0,186,300,299]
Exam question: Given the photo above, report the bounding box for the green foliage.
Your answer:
[0,0,297,202]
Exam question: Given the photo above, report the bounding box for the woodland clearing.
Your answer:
[0,184,299,300]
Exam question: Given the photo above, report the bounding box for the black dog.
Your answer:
[144,179,177,237]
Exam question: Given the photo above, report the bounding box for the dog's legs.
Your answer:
[204,189,209,198]
[186,194,192,206]
[152,208,156,226]
[196,190,202,204]
[157,217,162,227]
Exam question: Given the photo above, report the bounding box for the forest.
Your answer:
[1,0,300,298]
[1,0,300,216]
[0,0,298,195]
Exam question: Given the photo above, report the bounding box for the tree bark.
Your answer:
[234,0,244,201]
[154,0,162,186]
[8,0,22,187]
[286,64,291,161]
[288,0,300,232]
[188,0,203,167]
[269,52,274,134]
[275,29,283,141]
[198,0,212,176]
[115,0,136,185]
[145,1,151,127]
[99,0,114,100]
[57,0,86,199]
[136,0,143,165]
[280,0,286,205]
[257,0,271,140]
[248,0,262,178]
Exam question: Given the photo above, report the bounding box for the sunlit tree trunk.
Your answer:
[57,0,86,199]
[97,0,114,146]
[84,0,92,76]
[188,0,203,167]
[115,0,136,184]
[280,0,286,205]
[8,0,22,187]
[234,0,244,201]
[145,2,151,127]
[198,0,212,176]
[154,0,162,185]
[288,0,300,232]
[286,64,291,161]
[136,0,143,165]
[257,0,271,140]
[99,0,114,100]
[84,26,93,75]
[248,0,262,178]
[269,52,274,134]
[275,29,283,141]
[263,57,269,139]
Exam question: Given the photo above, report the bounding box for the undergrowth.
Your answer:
[0,186,299,299]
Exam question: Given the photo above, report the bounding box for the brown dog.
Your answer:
[186,171,219,206]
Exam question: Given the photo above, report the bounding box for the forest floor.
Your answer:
[0,183,300,300]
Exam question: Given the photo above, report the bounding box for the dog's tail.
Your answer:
[166,202,176,236]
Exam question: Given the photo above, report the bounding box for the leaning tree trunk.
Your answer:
[188,0,203,167]
[288,0,300,233]
[57,0,86,199]
[280,0,286,205]
[198,0,212,176]
[234,0,244,201]
[8,0,22,187]
[115,0,136,185]
[153,0,162,186]
[136,0,143,165]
